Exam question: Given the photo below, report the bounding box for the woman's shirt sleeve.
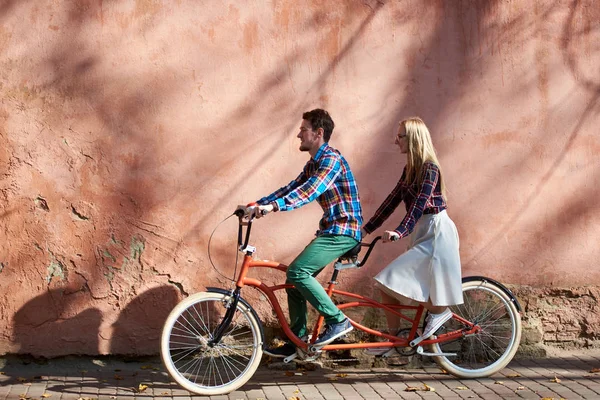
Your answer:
[363,169,407,234]
[394,163,440,239]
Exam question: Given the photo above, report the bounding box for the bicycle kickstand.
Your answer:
[416,346,457,357]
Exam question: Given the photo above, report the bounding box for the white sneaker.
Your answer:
[421,308,453,339]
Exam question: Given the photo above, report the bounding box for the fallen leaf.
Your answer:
[404,386,419,392]
[590,368,600,373]
[114,374,123,380]
[17,377,28,382]
[506,373,521,378]
[18,395,30,400]
[0,372,4,375]
[136,383,148,393]
[455,386,468,390]
[288,397,300,400]
[494,381,504,384]
[80,370,88,374]
[160,393,169,396]
[423,383,435,392]
[336,373,348,378]
[327,377,338,381]
[293,389,300,394]
[550,376,561,383]
[140,365,153,370]
[41,394,52,398]
[284,371,294,377]
[516,386,525,390]
[439,369,448,374]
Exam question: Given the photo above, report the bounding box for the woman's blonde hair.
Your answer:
[400,117,447,198]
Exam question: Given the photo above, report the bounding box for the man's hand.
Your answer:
[382,230,400,243]
[361,228,368,238]
[253,204,274,219]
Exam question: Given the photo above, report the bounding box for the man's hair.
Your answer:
[302,109,335,142]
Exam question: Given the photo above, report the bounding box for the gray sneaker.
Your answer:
[314,318,353,346]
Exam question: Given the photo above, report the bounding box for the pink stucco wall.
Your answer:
[0,0,598,356]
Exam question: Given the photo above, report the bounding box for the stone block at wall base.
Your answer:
[511,284,600,350]
[516,344,548,358]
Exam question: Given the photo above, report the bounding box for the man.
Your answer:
[248,109,363,358]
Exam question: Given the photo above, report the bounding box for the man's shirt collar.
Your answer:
[312,143,329,162]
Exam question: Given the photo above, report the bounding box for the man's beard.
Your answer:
[299,143,310,151]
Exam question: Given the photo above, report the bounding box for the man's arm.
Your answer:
[256,169,307,206]
[273,154,341,211]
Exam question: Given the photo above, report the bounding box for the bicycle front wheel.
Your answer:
[160,291,263,395]
[430,279,522,378]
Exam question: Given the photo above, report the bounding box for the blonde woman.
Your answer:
[363,117,463,350]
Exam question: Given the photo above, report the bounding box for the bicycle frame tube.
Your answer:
[235,258,480,351]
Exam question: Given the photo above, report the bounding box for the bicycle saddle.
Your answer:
[339,242,362,260]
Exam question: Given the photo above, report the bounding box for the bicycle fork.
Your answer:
[208,288,241,346]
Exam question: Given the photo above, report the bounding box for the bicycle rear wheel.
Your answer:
[160,291,263,395]
[430,279,521,378]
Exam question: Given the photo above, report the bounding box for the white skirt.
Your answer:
[374,210,463,306]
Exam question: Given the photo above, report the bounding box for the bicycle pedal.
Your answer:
[416,346,456,357]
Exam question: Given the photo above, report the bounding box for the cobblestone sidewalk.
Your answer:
[2,352,600,399]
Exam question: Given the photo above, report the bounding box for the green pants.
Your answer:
[285,234,359,338]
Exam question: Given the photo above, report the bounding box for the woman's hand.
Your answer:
[382,230,400,243]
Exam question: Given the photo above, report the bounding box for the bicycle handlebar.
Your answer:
[357,236,381,267]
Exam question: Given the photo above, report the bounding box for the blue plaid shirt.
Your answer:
[257,143,363,241]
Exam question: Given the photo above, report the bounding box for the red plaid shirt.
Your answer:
[363,162,446,239]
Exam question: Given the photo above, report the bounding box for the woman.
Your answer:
[363,117,463,349]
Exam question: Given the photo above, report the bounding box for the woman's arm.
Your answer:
[363,168,407,234]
